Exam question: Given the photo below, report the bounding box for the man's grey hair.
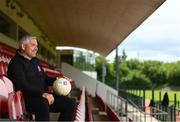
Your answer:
[18,35,37,48]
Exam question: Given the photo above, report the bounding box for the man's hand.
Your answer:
[42,93,54,105]
[56,76,73,82]
[63,76,72,82]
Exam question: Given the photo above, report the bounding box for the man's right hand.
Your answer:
[42,93,54,105]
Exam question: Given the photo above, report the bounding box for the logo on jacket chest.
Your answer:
[37,65,42,72]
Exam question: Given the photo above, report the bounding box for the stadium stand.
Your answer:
[0,79,8,118]
[0,41,120,121]
[0,43,55,120]
[0,42,90,121]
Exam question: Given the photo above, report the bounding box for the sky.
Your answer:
[106,0,180,62]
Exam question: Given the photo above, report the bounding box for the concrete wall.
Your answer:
[61,63,118,102]
[82,71,97,79]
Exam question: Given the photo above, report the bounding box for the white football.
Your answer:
[53,78,71,96]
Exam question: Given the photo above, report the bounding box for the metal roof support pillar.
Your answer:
[116,46,119,95]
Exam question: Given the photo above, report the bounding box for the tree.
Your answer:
[113,49,127,71]
[167,61,180,86]
[125,59,143,71]
[95,56,107,81]
[121,70,152,89]
[142,60,167,86]
[95,56,116,86]
[121,49,127,62]
[105,63,116,87]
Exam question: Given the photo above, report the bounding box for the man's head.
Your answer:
[19,35,38,60]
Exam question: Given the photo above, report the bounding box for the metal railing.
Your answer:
[106,90,169,122]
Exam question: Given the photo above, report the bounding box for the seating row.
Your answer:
[0,75,35,120]
[74,87,86,121]
[0,42,89,121]
[0,77,91,121]
[73,87,93,122]
[0,54,61,77]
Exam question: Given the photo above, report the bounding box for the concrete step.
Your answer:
[89,96,111,121]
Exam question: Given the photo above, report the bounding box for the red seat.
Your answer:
[8,91,35,121]
[0,57,5,75]
[3,56,9,74]
[1,76,14,93]
[0,79,8,117]
[8,92,17,120]
[0,76,34,120]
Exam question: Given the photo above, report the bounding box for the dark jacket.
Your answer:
[7,50,56,99]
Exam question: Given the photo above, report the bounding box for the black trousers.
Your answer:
[25,94,76,121]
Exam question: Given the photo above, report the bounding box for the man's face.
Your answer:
[22,39,38,59]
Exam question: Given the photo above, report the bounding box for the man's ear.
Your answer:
[21,44,25,50]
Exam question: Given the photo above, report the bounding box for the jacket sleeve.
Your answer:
[7,60,44,97]
[45,75,56,86]
[38,64,56,86]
